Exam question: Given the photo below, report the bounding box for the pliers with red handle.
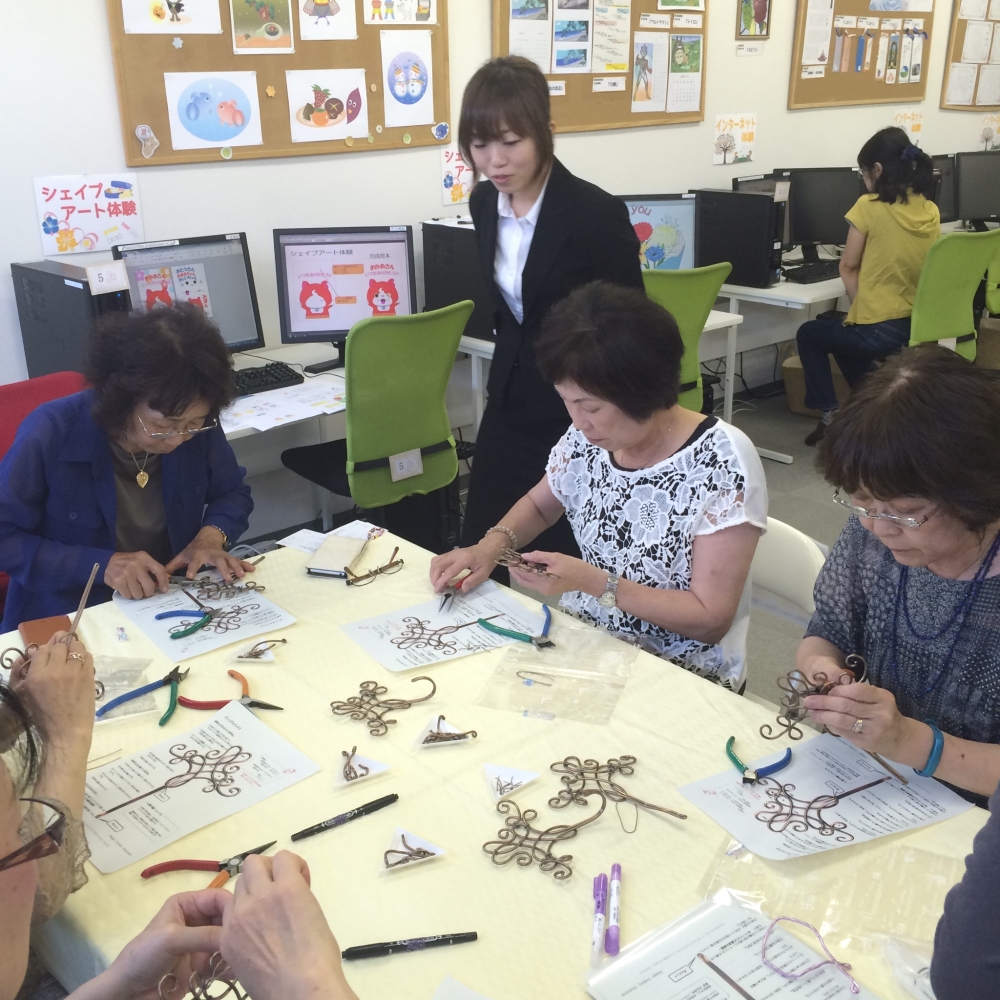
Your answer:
[140,840,276,888]
[178,669,284,713]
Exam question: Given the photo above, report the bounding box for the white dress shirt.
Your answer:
[494,173,551,325]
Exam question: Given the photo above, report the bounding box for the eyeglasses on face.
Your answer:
[137,414,218,440]
[0,798,66,874]
[345,547,404,587]
[832,490,931,529]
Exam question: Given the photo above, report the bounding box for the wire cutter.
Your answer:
[178,669,284,713]
[94,666,189,726]
[726,736,792,785]
[140,840,276,888]
[477,604,555,649]
[155,592,221,639]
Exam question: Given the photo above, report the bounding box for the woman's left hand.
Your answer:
[508,551,605,598]
[803,682,908,757]
[165,527,256,582]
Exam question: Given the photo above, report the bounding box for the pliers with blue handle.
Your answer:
[155,592,219,639]
[477,604,555,649]
[95,666,190,726]
[726,736,792,785]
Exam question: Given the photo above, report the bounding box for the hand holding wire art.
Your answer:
[96,744,251,819]
[390,614,502,655]
[158,951,246,1000]
[330,676,436,736]
[760,669,855,741]
[189,577,266,602]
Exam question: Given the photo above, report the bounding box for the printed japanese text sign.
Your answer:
[33,173,144,255]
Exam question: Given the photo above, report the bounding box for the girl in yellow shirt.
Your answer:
[797,127,940,445]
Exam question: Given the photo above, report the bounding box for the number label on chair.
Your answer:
[389,449,424,482]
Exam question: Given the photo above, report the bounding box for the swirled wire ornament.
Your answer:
[421,715,477,744]
[167,604,260,637]
[2,644,105,700]
[158,951,247,999]
[96,744,251,818]
[342,746,369,781]
[384,834,435,869]
[754,774,891,843]
[390,616,494,654]
[330,676,436,736]
[192,578,266,601]
[760,669,854,741]
[482,755,687,880]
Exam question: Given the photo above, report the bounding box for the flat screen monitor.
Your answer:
[955,151,1000,224]
[620,193,696,270]
[781,167,865,257]
[113,232,264,353]
[733,174,792,245]
[273,226,417,368]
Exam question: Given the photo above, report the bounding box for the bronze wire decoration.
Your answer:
[483,755,687,880]
[342,746,369,782]
[158,951,245,999]
[390,614,502,655]
[495,776,523,797]
[330,676,436,737]
[1,644,105,702]
[96,744,251,819]
[237,638,288,660]
[189,578,266,602]
[495,547,558,579]
[422,715,478,745]
[384,834,436,869]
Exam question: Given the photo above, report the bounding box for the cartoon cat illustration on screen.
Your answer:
[367,279,398,316]
[300,281,333,319]
[145,282,173,311]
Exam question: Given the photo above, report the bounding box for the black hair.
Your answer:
[857,126,935,204]
[535,281,683,421]
[85,304,236,435]
[817,345,1000,533]
[0,683,40,796]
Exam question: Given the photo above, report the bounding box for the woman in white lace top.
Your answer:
[432,282,767,689]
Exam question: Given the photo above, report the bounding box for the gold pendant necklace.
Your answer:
[129,450,150,489]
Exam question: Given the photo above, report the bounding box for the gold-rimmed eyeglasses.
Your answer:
[345,547,404,587]
[137,414,219,440]
[832,490,931,529]
[0,798,66,873]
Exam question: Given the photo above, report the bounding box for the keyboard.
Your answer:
[233,361,304,397]
[782,260,842,284]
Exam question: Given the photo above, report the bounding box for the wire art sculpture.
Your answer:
[496,547,558,579]
[753,775,891,844]
[342,746,369,782]
[237,638,288,660]
[158,952,246,999]
[390,614,501,655]
[384,834,435,869]
[180,576,267,601]
[1,645,105,701]
[330,676,436,737]
[167,603,261,637]
[96,744,251,819]
[483,755,687,880]
[421,715,478,745]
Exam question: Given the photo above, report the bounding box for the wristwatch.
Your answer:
[597,573,619,609]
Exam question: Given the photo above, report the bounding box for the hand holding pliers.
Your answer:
[140,840,276,888]
[477,604,555,649]
[94,666,189,726]
[178,669,283,713]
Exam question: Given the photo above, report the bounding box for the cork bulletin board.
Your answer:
[492,0,708,133]
[106,0,451,167]
[939,0,1000,112]
[788,0,934,110]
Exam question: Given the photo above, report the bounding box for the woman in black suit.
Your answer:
[458,57,643,568]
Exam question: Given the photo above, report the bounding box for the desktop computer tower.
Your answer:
[693,190,783,288]
[422,220,495,341]
[11,259,131,378]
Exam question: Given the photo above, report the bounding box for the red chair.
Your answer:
[0,371,87,616]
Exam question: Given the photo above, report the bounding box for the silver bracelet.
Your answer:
[485,525,518,550]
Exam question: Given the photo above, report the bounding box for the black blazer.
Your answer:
[470,158,643,426]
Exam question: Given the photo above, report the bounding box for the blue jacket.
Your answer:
[0,390,253,631]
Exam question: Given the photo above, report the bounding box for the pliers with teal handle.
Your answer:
[477,604,554,649]
[155,592,220,639]
[95,666,189,726]
[726,736,792,785]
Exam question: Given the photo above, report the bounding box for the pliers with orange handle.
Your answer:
[140,840,276,888]
[177,669,283,714]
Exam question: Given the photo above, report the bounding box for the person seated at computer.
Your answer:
[0,676,361,1000]
[796,126,940,446]
[0,304,254,632]
[458,56,644,578]
[430,282,767,691]
[797,347,1000,805]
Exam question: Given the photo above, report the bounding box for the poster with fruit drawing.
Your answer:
[286,70,369,142]
[121,0,223,33]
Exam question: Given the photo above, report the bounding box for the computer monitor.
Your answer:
[113,232,264,353]
[932,154,957,225]
[955,151,1000,227]
[273,226,417,371]
[733,174,792,246]
[620,194,696,270]
[780,167,866,261]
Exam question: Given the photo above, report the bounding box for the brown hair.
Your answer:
[817,345,1000,532]
[458,57,554,181]
[535,281,683,421]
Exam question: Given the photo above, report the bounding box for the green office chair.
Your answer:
[281,300,473,544]
[642,263,732,412]
[909,229,1000,361]
[986,250,1000,317]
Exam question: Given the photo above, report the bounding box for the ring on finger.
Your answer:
[68,652,85,663]
[852,717,864,734]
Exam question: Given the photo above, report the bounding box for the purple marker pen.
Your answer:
[605,863,622,955]
[591,873,608,967]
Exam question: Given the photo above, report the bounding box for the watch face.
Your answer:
[598,592,616,608]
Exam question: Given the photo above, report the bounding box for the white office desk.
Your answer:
[460,308,746,429]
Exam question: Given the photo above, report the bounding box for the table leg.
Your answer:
[724,299,739,425]
[471,354,485,433]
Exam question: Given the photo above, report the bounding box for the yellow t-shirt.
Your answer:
[845,192,940,326]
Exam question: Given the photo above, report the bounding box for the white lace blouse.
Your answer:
[547,417,768,689]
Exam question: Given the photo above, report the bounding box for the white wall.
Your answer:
[0,0,984,385]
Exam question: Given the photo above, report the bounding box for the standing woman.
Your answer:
[458,56,643,568]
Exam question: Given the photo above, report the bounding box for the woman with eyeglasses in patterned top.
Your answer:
[798,346,1000,805]
[0,304,254,632]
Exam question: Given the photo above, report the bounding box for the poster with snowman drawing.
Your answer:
[286,69,368,142]
[164,72,263,150]
[379,30,435,128]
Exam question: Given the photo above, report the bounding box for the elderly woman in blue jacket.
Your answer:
[0,304,254,631]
